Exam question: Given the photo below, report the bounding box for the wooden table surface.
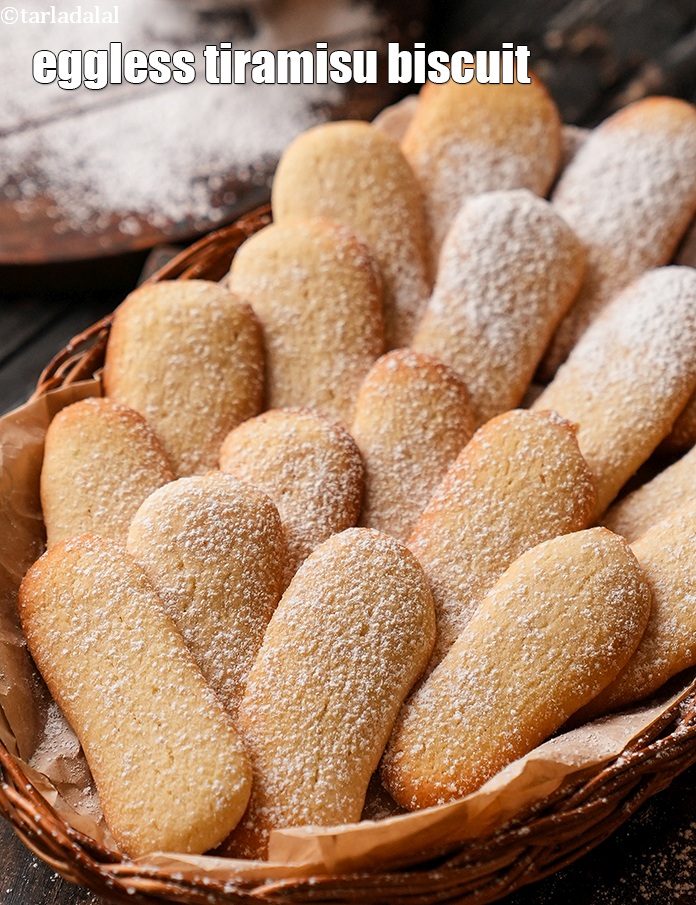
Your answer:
[5,1,696,902]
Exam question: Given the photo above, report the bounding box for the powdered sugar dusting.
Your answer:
[219,408,364,585]
[413,189,584,425]
[534,266,696,515]
[544,100,696,374]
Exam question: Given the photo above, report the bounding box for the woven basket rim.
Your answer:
[4,203,696,905]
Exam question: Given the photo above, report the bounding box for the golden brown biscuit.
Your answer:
[533,267,696,517]
[351,350,475,541]
[412,189,585,425]
[382,528,651,809]
[401,75,561,254]
[602,445,696,543]
[19,535,251,857]
[228,219,383,424]
[578,503,696,720]
[542,97,696,376]
[272,121,431,348]
[372,95,418,144]
[219,408,364,584]
[103,280,264,477]
[222,528,435,859]
[408,409,596,672]
[41,397,174,548]
[127,473,286,721]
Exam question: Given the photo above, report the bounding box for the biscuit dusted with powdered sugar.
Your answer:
[18,535,251,857]
[412,189,585,426]
[222,528,435,859]
[542,96,696,376]
[408,409,596,673]
[228,219,383,425]
[103,280,264,477]
[603,444,696,543]
[401,75,561,256]
[579,503,696,721]
[127,474,286,721]
[219,408,364,585]
[534,266,696,517]
[41,397,174,547]
[272,121,431,348]
[351,350,475,541]
[382,528,650,810]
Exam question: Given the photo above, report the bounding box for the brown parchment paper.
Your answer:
[1,378,695,882]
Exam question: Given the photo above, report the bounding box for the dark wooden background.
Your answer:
[5,0,696,902]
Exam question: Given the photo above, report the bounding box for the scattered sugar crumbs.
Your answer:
[0,0,381,233]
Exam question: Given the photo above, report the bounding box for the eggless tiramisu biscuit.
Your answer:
[412,189,585,426]
[19,535,251,857]
[382,528,651,810]
[228,218,384,425]
[41,397,174,548]
[351,349,475,541]
[219,408,364,584]
[127,473,286,721]
[271,121,431,348]
[408,409,596,672]
[222,528,435,859]
[103,280,264,477]
[401,75,562,255]
[533,267,696,516]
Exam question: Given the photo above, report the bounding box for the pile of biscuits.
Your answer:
[18,74,696,862]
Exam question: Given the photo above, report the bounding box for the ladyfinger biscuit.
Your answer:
[223,528,435,859]
[603,445,696,543]
[127,474,286,721]
[401,75,561,255]
[372,94,418,144]
[542,96,696,376]
[18,535,251,857]
[103,280,263,477]
[271,121,431,348]
[408,409,595,672]
[412,190,585,426]
[228,219,383,424]
[351,350,475,541]
[41,397,174,548]
[533,267,696,517]
[579,503,696,720]
[382,528,651,809]
[219,408,364,584]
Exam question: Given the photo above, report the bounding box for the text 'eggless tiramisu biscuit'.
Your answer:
[578,502,696,721]
[412,190,585,426]
[542,96,696,377]
[222,528,435,859]
[401,75,562,256]
[219,408,364,585]
[271,121,431,348]
[351,350,475,542]
[408,409,596,672]
[18,535,251,857]
[382,528,651,810]
[228,219,384,425]
[603,444,696,543]
[533,267,696,517]
[127,473,286,722]
[103,280,264,478]
[41,397,175,548]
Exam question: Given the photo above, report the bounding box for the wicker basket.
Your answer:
[3,204,696,905]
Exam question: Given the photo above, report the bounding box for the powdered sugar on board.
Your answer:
[0,0,387,261]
